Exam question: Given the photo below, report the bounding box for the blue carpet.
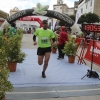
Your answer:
[8,49,100,87]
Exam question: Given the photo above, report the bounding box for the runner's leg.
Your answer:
[38,56,44,65]
[37,47,44,65]
[42,52,51,78]
[43,52,51,72]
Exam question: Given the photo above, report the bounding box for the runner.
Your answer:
[33,20,56,78]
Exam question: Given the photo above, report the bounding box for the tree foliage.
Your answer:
[69,15,75,22]
[77,14,87,24]
[77,12,100,24]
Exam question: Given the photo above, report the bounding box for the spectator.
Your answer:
[9,23,16,37]
[57,26,68,59]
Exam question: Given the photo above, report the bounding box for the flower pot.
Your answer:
[7,62,17,72]
[52,48,57,53]
[68,56,75,63]
[2,97,5,100]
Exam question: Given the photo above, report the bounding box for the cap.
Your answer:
[42,20,48,24]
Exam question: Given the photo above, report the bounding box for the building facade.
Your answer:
[0,10,9,26]
[74,1,79,15]
[10,7,20,16]
[53,0,74,15]
[77,0,100,17]
[93,0,100,17]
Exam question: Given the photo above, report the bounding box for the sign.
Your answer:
[84,40,100,66]
[82,24,100,32]
[18,16,42,27]
[19,16,33,21]
[54,12,74,25]
[7,10,26,22]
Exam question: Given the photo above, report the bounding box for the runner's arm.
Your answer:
[52,38,56,43]
[33,28,39,42]
[33,35,36,42]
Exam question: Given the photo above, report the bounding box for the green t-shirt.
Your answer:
[9,27,16,37]
[34,28,55,48]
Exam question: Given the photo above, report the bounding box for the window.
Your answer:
[81,8,83,13]
[90,0,92,7]
[86,4,87,9]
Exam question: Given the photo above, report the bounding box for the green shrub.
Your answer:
[0,36,13,99]
[62,35,78,56]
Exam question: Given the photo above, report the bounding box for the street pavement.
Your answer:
[6,34,100,100]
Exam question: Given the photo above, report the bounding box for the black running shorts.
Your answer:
[37,47,51,55]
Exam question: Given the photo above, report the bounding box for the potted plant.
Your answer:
[0,36,13,100]
[51,44,58,53]
[7,33,26,72]
[62,34,78,63]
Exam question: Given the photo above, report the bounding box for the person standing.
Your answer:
[57,26,68,59]
[9,23,16,37]
[33,20,56,78]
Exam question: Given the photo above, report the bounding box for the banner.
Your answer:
[75,11,80,24]
[84,40,100,66]
[50,18,57,31]
[18,16,42,27]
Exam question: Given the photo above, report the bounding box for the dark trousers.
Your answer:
[58,44,64,58]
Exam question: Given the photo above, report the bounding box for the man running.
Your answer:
[33,20,56,78]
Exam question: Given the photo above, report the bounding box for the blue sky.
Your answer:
[0,0,79,13]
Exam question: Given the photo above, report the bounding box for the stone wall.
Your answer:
[93,0,100,17]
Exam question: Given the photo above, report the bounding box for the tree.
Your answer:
[86,12,99,23]
[77,12,100,24]
[77,14,87,24]
[69,15,75,22]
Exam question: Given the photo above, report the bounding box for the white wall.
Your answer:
[77,0,94,17]
[66,9,74,15]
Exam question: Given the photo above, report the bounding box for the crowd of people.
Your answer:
[74,31,100,41]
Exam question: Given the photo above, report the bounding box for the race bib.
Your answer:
[41,37,49,44]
